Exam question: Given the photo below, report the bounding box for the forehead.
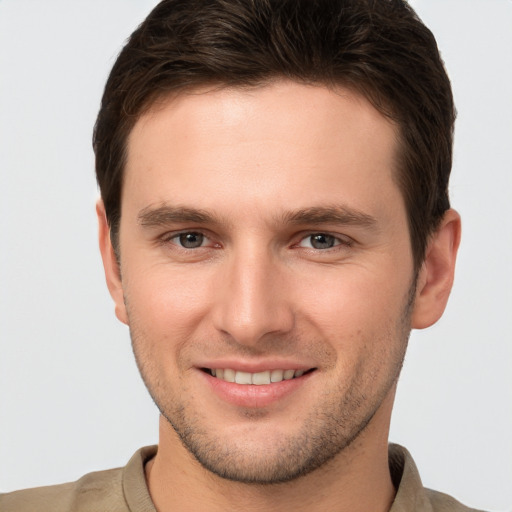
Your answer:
[123,81,401,221]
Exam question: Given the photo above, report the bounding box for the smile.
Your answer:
[205,368,314,385]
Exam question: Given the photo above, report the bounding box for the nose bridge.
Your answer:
[213,242,293,345]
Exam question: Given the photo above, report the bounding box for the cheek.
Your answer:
[302,266,405,313]
[123,262,215,342]
[295,264,411,349]
[125,270,210,384]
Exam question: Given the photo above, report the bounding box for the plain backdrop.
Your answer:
[0,1,511,510]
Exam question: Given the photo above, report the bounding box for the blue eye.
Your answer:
[175,232,206,248]
[299,233,342,250]
[309,234,336,249]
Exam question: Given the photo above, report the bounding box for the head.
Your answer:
[93,0,460,486]
[94,0,455,273]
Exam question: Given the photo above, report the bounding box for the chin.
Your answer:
[158,395,376,485]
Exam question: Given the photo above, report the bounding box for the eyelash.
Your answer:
[296,233,353,251]
[160,230,353,252]
[161,231,217,250]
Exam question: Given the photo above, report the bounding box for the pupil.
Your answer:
[179,232,203,248]
[311,234,334,249]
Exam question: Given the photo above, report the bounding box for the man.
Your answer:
[0,0,484,510]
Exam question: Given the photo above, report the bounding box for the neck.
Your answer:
[146,393,396,512]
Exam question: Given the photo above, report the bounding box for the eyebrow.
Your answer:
[138,205,222,227]
[280,206,378,230]
[138,203,378,230]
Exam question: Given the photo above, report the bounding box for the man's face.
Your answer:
[113,81,416,482]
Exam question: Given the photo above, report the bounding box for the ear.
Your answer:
[96,199,128,325]
[411,209,461,329]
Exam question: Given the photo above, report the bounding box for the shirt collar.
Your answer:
[122,444,435,512]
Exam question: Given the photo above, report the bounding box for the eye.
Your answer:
[172,232,208,249]
[298,233,346,250]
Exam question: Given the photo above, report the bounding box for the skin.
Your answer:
[98,81,460,512]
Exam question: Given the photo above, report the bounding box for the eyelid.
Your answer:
[160,229,218,248]
[157,229,353,250]
[295,232,354,249]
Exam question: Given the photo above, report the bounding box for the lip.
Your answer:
[198,367,315,408]
[195,358,313,374]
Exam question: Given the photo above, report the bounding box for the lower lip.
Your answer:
[201,370,313,408]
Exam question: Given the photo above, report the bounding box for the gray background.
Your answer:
[1,1,511,510]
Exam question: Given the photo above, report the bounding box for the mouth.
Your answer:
[202,368,316,385]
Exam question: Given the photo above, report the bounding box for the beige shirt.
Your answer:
[0,444,484,511]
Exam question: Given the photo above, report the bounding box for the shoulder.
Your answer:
[389,444,487,512]
[0,467,125,512]
[0,446,157,512]
[425,488,486,512]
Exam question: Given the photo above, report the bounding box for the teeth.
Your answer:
[224,368,235,382]
[252,371,271,385]
[210,368,308,384]
[235,371,252,384]
[270,369,284,382]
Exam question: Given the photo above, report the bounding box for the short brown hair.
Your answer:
[93,0,455,270]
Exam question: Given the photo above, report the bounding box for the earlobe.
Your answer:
[96,199,128,325]
[411,209,461,329]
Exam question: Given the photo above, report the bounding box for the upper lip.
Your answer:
[195,359,315,373]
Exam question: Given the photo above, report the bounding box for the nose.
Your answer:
[212,247,295,347]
